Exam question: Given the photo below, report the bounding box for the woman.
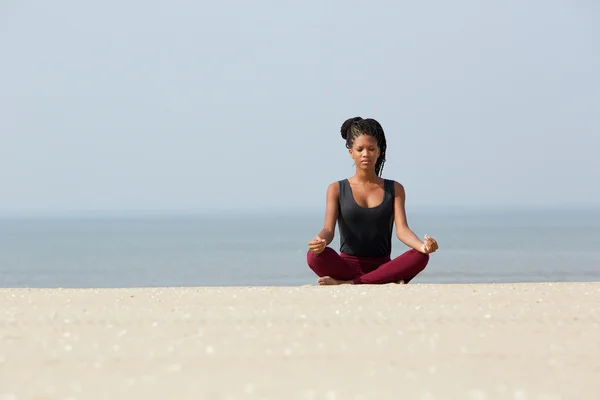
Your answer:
[307,116,439,285]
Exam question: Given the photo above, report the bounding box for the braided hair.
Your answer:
[340,116,387,177]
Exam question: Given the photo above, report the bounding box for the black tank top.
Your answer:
[337,178,395,257]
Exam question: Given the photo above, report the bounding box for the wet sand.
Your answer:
[1,282,599,399]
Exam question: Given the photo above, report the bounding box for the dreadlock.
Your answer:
[340,116,387,177]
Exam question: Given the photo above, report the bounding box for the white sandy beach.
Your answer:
[1,282,599,400]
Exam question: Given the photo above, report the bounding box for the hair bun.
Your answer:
[340,117,362,140]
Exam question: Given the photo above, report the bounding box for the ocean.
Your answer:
[1,208,599,288]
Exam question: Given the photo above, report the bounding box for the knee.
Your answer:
[306,248,326,275]
[412,249,430,269]
[306,249,316,266]
[306,247,332,267]
[306,248,319,267]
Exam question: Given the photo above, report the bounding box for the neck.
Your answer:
[353,168,379,183]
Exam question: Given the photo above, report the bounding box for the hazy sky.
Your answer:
[1,1,599,215]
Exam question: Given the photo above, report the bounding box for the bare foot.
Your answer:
[317,276,353,285]
[395,280,406,284]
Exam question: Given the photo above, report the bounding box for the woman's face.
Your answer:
[349,134,380,170]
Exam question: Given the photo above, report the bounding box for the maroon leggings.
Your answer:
[307,247,429,284]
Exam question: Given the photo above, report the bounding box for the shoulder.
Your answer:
[387,180,406,198]
[326,181,342,196]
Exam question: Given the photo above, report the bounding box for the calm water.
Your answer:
[1,208,599,287]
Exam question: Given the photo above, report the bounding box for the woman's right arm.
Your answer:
[316,182,339,245]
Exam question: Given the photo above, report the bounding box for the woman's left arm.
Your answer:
[393,181,428,252]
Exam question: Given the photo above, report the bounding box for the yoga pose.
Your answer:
[307,117,439,285]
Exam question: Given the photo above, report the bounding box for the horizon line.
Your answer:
[1,203,599,218]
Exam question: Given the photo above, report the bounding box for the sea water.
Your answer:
[1,208,599,287]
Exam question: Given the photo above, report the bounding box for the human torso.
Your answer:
[337,178,395,257]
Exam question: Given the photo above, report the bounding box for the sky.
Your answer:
[1,0,599,215]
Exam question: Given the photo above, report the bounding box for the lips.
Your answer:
[360,159,371,164]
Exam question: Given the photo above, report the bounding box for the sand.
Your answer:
[0,282,599,400]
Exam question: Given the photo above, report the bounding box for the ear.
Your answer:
[348,149,353,157]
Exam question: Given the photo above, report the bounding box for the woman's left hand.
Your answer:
[421,234,439,254]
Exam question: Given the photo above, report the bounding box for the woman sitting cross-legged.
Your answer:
[307,116,439,285]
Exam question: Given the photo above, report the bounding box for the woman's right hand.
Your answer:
[308,236,327,254]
